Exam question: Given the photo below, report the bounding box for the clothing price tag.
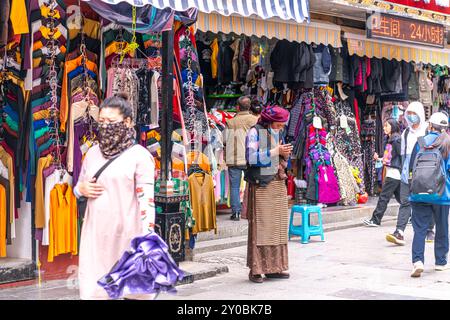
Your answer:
[80,140,94,155]
[313,116,322,129]
[340,115,348,128]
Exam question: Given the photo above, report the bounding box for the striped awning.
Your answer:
[196,12,342,47]
[93,0,310,23]
[345,33,450,66]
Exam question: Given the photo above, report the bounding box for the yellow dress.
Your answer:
[188,173,217,235]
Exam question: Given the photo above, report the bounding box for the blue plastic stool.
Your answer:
[289,205,325,244]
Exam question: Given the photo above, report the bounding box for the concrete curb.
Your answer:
[177,263,229,286]
[0,259,36,286]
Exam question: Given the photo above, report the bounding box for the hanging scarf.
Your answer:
[98,121,136,159]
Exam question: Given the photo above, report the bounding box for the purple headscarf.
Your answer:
[258,106,290,124]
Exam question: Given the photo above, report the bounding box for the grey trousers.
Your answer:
[396,182,435,232]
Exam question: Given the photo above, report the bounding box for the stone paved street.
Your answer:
[1,219,449,300]
[157,220,450,300]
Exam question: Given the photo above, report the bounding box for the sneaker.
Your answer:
[230,212,240,221]
[411,261,424,277]
[386,230,406,246]
[363,218,380,227]
[426,231,435,243]
[435,264,449,271]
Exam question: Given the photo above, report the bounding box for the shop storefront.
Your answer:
[0,0,311,285]
[2,0,450,288]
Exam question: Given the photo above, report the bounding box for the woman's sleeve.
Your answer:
[135,149,156,235]
[246,127,272,168]
[74,151,89,198]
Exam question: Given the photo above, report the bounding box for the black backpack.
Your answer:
[410,137,446,202]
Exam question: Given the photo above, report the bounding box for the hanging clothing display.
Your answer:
[188,171,217,235]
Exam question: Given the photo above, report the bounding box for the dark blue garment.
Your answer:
[33,119,50,130]
[68,66,97,80]
[85,0,197,33]
[97,232,184,299]
[411,203,449,266]
[26,160,32,203]
[181,69,199,84]
[189,233,196,249]
[228,167,245,214]
[3,104,19,123]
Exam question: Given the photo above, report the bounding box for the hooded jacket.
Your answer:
[400,102,427,184]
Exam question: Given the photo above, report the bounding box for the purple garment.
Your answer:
[97,232,184,300]
[72,120,98,187]
[35,229,43,241]
[33,101,52,113]
[71,93,99,105]
[33,66,43,79]
[43,164,56,189]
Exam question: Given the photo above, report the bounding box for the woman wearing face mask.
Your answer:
[245,105,292,283]
[385,101,436,246]
[74,93,156,300]
[363,118,402,227]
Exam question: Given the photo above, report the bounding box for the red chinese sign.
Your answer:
[384,0,450,15]
[367,13,445,47]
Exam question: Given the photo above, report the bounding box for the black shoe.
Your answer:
[363,218,380,227]
[230,212,240,221]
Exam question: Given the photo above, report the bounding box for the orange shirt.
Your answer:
[47,184,78,262]
[0,185,6,257]
[33,40,67,54]
[60,56,98,132]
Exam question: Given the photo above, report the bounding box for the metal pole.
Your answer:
[160,29,174,183]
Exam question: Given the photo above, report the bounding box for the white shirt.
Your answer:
[385,167,401,180]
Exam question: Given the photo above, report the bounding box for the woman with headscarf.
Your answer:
[245,105,292,283]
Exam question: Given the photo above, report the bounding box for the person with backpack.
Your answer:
[385,101,429,245]
[363,118,402,227]
[408,112,450,277]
